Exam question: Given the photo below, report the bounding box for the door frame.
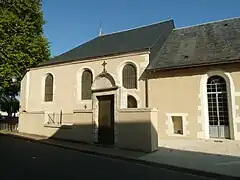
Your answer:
[92,88,119,144]
[97,95,114,145]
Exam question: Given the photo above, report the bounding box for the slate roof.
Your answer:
[148,17,240,70]
[41,20,174,66]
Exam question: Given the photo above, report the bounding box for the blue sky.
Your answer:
[42,0,240,57]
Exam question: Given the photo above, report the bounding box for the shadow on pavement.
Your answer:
[1,131,239,180]
[2,119,240,179]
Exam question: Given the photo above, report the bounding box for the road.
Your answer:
[0,135,213,180]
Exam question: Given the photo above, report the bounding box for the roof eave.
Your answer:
[32,49,151,70]
[146,59,240,72]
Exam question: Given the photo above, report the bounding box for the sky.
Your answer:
[42,0,240,57]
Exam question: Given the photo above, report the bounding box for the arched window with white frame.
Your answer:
[127,95,137,108]
[122,64,137,89]
[207,75,230,139]
[82,69,93,100]
[44,73,54,102]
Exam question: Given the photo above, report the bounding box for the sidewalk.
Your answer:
[158,137,240,156]
[0,131,239,179]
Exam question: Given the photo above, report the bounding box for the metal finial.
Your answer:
[99,20,102,36]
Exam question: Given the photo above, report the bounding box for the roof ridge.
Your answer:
[174,16,240,31]
[100,19,173,37]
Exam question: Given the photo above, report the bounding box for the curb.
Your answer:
[0,132,237,180]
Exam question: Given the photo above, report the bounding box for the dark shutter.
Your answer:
[45,74,54,102]
[82,70,93,100]
[127,95,137,108]
[123,64,137,89]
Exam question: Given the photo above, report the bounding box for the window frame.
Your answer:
[44,73,54,102]
[200,71,235,139]
[127,95,138,108]
[122,63,137,89]
[166,113,188,136]
[81,69,93,100]
[207,75,229,126]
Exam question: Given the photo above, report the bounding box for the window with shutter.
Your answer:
[45,74,54,102]
[127,95,137,108]
[82,69,93,100]
[122,64,137,89]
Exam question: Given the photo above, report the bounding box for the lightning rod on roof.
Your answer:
[99,20,103,36]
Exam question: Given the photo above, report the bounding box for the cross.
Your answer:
[102,60,107,72]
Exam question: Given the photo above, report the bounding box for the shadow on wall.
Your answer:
[18,109,159,153]
[41,120,158,153]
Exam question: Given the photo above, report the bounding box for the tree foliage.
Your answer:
[0,93,19,116]
[0,0,50,91]
[0,0,50,113]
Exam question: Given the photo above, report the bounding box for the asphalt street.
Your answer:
[0,135,215,180]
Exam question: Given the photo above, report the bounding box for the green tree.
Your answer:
[0,0,50,114]
[0,94,19,117]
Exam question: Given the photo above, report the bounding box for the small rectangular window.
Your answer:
[172,116,183,135]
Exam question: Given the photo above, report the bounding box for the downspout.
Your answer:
[145,77,149,108]
[145,48,151,108]
[145,71,151,108]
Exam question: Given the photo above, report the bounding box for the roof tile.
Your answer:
[148,17,240,70]
[41,20,174,66]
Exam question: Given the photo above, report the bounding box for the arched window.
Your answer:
[207,75,229,138]
[122,64,137,89]
[127,95,137,108]
[45,73,54,102]
[82,69,93,100]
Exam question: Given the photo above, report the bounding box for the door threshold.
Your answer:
[94,142,115,148]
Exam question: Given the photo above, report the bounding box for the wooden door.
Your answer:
[97,95,114,145]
